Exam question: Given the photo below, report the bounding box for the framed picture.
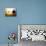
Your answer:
[5,8,16,16]
[18,24,46,42]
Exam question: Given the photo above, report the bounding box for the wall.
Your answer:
[0,0,46,44]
